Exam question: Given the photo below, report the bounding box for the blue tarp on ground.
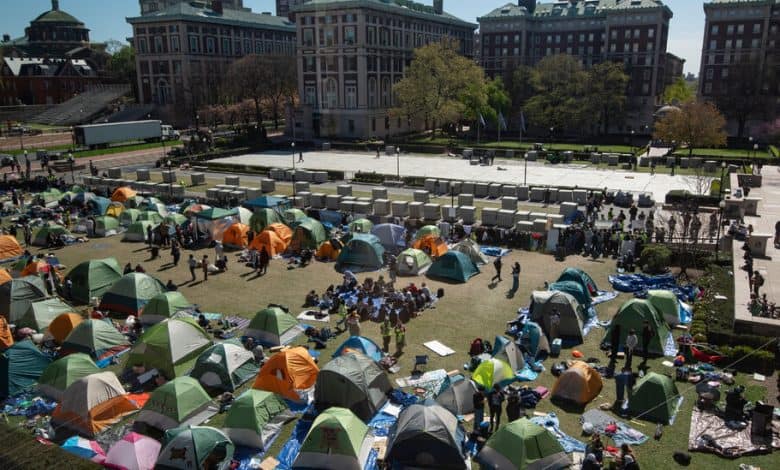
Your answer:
[608,274,699,302]
[530,412,586,454]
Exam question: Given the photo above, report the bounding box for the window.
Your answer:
[323,78,338,108]
[648,28,655,39]
[324,28,335,46]
[624,29,630,38]
[751,38,760,48]
[610,43,616,52]
[381,77,390,107]
[173,61,181,75]
[772,25,778,34]
[611,29,617,39]
[555,34,561,44]
[725,39,732,49]
[206,37,216,54]
[348,120,355,134]
[344,56,357,72]
[704,82,712,94]
[344,26,356,45]
[367,26,376,45]
[641,83,649,94]
[753,24,761,34]
[154,36,164,53]
[139,38,148,54]
[589,33,594,41]
[345,85,356,108]
[737,24,744,34]
[171,36,180,52]
[634,29,640,38]
[188,36,198,53]
[304,57,316,73]
[156,79,171,105]
[304,85,316,105]
[727,24,734,35]
[722,68,729,78]
[368,77,377,107]
[579,33,585,42]
[707,54,714,65]
[303,29,314,47]
[706,68,714,80]
[647,42,653,51]
[633,43,639,53]
[711,25,719,35]
[735,39,742,48]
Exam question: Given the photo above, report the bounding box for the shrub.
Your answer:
[719,345,775,374]
[639,244,672,274]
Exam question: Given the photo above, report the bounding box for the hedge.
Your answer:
[664,190,721,207]
[719,345,776,375]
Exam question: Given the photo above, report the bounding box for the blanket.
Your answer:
[608,273,699,302]
[480,246,511,257]
[591,290,619,305]
[276,405,316,470]
[688,408,780,458]
[517,361,543,382]
[581,409,649,447]
[395,369,449,399]
[297,310,331,323]
[531,412,586,453]
[424,340,456,356]
[2,392,57,417]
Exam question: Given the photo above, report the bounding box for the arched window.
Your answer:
[381,77,390,107]
[368,77,377,108]
[156,79,172,105]
[322,78,338,109]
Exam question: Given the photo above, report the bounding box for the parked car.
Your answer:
[0,154,16,168]
[7,126,42,136]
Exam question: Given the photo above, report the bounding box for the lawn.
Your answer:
[405,136,636,154]
[5,140,181,158]
[672,147,775,160]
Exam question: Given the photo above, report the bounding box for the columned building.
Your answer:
[478,0,677,133]
[140,0,248,15]
[277,0,310,19]
[291,0,476,140]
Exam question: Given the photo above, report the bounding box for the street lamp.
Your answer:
[167,159,173,200]
[395,146,400,181]
[715,199,726,261]
[523,152,528,186]
[291,141,296,198]
[549,127,554,150]
[631,129,637,170]
[719,161,727,197]
[748,136,753,164]
[68,152,74,183]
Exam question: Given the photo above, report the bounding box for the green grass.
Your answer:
[770,145,779,158]
[673,147,775,160]
[406,136,635,154]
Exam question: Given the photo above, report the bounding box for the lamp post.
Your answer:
[631,129,636,170]
[748,136,753,165]
[719,161,727,197]
[291,141,296,198]
[753,143,758,161]
[523,152,528,186]
[715,199,726,261]
[167,159,173,200]
[68,152,74,183]
[395,146,400,181]
[549,127,554,151]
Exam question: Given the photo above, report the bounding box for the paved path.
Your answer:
[212,150,706,202]
[0,133,72,151]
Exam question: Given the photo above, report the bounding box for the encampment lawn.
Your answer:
[0,232,773,470]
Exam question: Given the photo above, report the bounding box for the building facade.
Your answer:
[127,1,296,126]
[277,0,310,19]
[699,0,779,137]
[478,0,676,133]
[140,0,248,15]
[291,0,476,140]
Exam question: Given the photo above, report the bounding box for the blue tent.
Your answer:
[87,196,111,216]
[244,196,291,210]
[427,251,480,283]
[371,223,406,253]
[333,336,384,362]
[336,233,385,272]
[519,321,550,360]
[0,340,52,397]
[549,280,592,308]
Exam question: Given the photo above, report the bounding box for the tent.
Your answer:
[336,233,385,272]
[0,316,12,349]
[472,357,515,392]
[104,432,161,470]
[289,217,328,252]
[435,375,478,416]
[37,188,62,205]
[0,276,48,323]
[52,371,139,437]
[333,335,384,362]
[141,200,168,217]
[0,340,52,397]
[283,208,307,225]
[647,289,683,326]
[19,259,55,278]
[182,203,211,216]
[127,318,213,379]
[371,223,406,253]
[138,211,164,224]
[427,251,479,283]
[16,297,73,332]
[47,312,83,343]
[111,186,137,203]
[556,267,598,296]
[65,257,123,304]
[164,213,188,226]
[293,407,372,470]
[61,436,106,464]
[628,372,680,423]
[119,208,142,226]
[106,201,124,218]
[189,340,258,392]
[413,235,448,258]
[123,220,156,242]
[315,240,341,261]
[476,417,568,470]
[551,361,603,406]
[315,352,392,421]
[415,225,441,240]
[248,229,288,257]
[137,376,212,431]
[386,403,466,470]
[244,196,290,211]
[234,207,253,226]
[451,239,490,265]
[99,272,166,316]
[0,235,23,262]
[223,389,289,449]
[156,426,234,470]
[193,208,238,242]
[349,218,374,234]
[253,346,319,402]
[61,319,130,359]
[37,353,99,401]
[87,196,111,216]
[248,208,282,233]
[519,321,550,359]
[529,291,585,343]
[31,224,71,247]
[139,291,191,325]
[93,215,120,237]
[245,305,302,346]
[0,268,11,286]
[601,299,671,356]
[549,280,592,308]
[222,223,249,248]
[397,248,432,276]
[492,335,525,372]
[124,195,144,209]
[264,223,293,244]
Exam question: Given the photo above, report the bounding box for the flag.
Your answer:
[498,112,508,131]
[520,111,527,133]
[478,113,486,127]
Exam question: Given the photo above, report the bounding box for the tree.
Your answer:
[583,61,629,135]
[392,39,486,136]
[507,65,534,128]
[106,45,137,100]
[484,77,511,128]
[524,54,588,134]
[757,118,780,145]
[653,100,727,156]
[662,77,694,105]
[222,55,297,128]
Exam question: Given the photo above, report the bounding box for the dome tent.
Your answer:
[415,225,441,239]
[293,407,372,470]
[349,218,374,234]
[289,217,328,252]
[190,340,258,392]
[386,403,467,470]
[451,238,490,265]
[628,372,680,424]
[31,224,71,246]
[333,335,384,362]
[0,275,48,323]
[551,361,603,406]
[93,215,120,237]
[16,297,73,332]
[472,357,515,392]
[0,340,52,398]
[245,305,302,347]
[136,376,212,431]
[549,280,592,308]
[336,233,386,272]
[61,319,129,359]
[492,335,525,372]
[519,321,551,360]
[371,223,406,253]
[37,353,99,401]
[119,208,141,226]
[248,208,282,233]
[264,222,293,244]
[529,290,585,344]
[248,229,288,257]
[47,312,84,344]
[427,251,479,283]
[413,235,449,258]
[315,239,341,261]
[139,291,191,325]
[397,248,432,276]
[123,220,156,242]
[104,432,161,470]
[0,235,23,262]
[253,347,319,402]
[224,389,290,449]
[222,223,249,248]
[435,375,478,416]
[315,352,392,421]
[601,299,671,357]
[647,289,684,326]
[98,272,166,316]
[556,267,598,296]
[127,318,213,379]
[476,417,568,470]
[156,426,234,470]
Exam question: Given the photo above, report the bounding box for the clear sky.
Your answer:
[0,0,704,75]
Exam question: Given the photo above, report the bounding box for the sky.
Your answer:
[0,0,704,75]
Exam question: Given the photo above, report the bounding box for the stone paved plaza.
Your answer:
[213,150,708,202]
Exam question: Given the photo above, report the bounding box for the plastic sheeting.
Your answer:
[608,274,699,302]
[530,412,586,454]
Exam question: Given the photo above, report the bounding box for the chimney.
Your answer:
[52,0,60,11]
[519,0,536,15]
[433,0,443,15]
[212,0,223,14]
[2,34,10,43]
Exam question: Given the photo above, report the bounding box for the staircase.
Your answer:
[30,84,130,126]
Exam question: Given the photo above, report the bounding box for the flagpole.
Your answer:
[477,119,480,145]
[498,117,501,143]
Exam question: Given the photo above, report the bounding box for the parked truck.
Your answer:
[73,120,175,149]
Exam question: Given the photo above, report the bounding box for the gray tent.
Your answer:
[435,375,478,416]
[450,239,489,265]
[386,403,467,470]
[314,352,392,422]
[529,290,585,344]
[0,276,48,323]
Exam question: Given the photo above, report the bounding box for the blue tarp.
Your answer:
[317,210,343,228]
[244,196,290,210]
[608,274,698,302]
[531,412,586,454]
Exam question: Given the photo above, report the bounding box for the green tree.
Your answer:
[107,45,135,82]
[524,54,588,134]
[653,100,727,157]
[584,61,629,135]
[662,77,694,105]
[484,77,511,127]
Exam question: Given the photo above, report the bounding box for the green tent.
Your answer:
[628,372,680,424]
[37,189,62,205]
[348,218,374,234]
[293,407,371,470]
[123,220,156,242]
[164,213,187,226]
[224,389,289,449]
[245,306,302,346]
[248,208,281,233]
[647,289,682,326]
[93,216,120,237]
[61,319,129,359]
[17,297,74,331]
[601,299,671,356]
[397,248,432,276]
[138,211,163,224]
[137,376,212,431]
[99,272,166,316]
[476,418,568,470]
[427,251,480,283]
[283,208,307,225]
[0,276,48,323]
[190,340,258,392]
[314,352,392,421]
[65,258,123,305]
[37,353,99,401]
[289,217,328,252]
[549,280,592,308]
[119,209,142,227]
[140,291,192,325]
[194,208,238,221]
[127,318,213,379]
[336,233,385,272]
[415,225,441,240]
[31,224,71,247]
[556,267,598,296]
[0,340,52,398]
[156,426,235,470]
[385,403,467,470]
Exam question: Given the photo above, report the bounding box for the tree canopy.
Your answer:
[662,77,694,105]
[222,54,297,128]
[653,100,727,156]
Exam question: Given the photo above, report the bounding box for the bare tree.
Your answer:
[222,55,297,129]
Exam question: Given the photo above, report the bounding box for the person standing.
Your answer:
[394,322,406,356]
[505,388,522,422]
[491,256,502,283]
[641,320,654,363]
[23,224,32,247]
[259,247,270,275]
[146,225,154,248]
[472,386,486,432]
[488,385,505,432]
[624,329,638,370]
[85,217,94,238]
[752,270,764,297]
[201,255,209,281]
[380,318,392,352]
[171,243,181,266]
[188,254,197,282]
[298,151,304,163]
[549,308,561,341]
[214,241,224,261]
[347,310,361,337]
[510,262,521,294]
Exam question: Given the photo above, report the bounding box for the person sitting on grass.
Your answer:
[305,290,320,308]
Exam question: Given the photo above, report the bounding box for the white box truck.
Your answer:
[73,120,164,148]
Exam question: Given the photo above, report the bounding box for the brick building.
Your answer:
[478,0,678,133]
[277,0,311,19]
[139,0,248,15]
[290,0,476,140]
[127,1,296,126]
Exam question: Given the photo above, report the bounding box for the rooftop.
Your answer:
[293,0,477,28]
[127,1,296,32]
[479,0,670,21]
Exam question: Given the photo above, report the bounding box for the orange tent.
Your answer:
[21,260,51,276]
[315,241,340,261]
[111,186,137,203]
[0,268,12,286]
[248,230,288,257]
[48,312,84,344]
[223,223,249,248]
[551,360,603,406]
[412,235,449,258]
[0,235,22,262]
[253,347,319,401]
[0,316,13,349]
[264,223,293,244]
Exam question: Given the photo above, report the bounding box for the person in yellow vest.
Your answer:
[394,322,406,356]
[347,310,361,337]
[380,318,392,353]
